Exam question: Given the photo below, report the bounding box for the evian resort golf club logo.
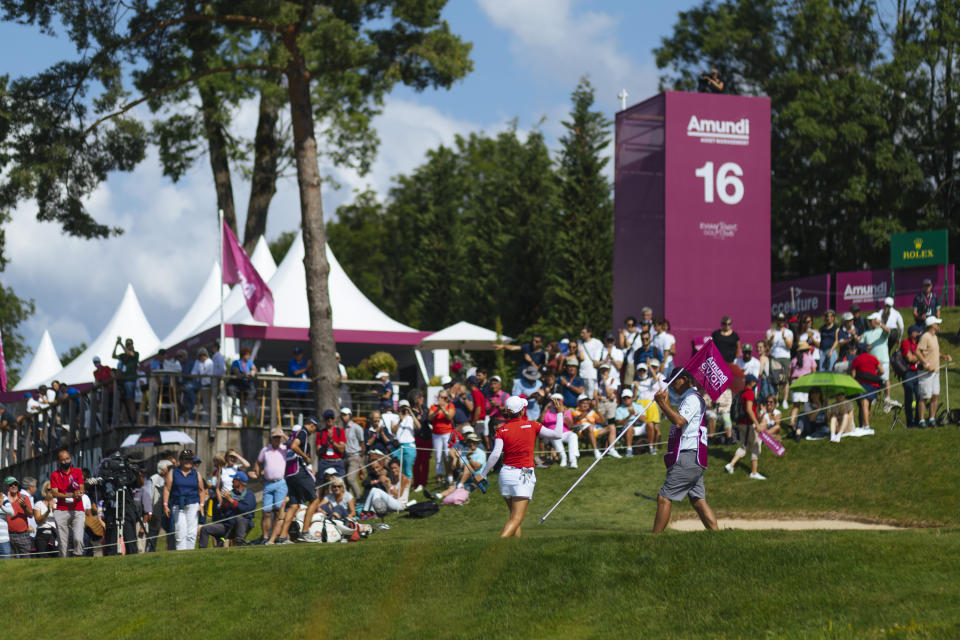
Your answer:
[699,221,738,239]
[686,115,750,145]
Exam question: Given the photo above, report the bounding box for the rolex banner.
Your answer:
[890,230,948,269]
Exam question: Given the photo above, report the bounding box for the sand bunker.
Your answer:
[669,518,903,531]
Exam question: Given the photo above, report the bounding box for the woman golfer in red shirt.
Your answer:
[476,396,565,537]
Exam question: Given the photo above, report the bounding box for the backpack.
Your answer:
[890,350,909,380]
[730,391,748,424]
[768,359,787,387]
[406,502,439,518]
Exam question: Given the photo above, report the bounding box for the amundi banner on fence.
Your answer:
[834,265,956,313]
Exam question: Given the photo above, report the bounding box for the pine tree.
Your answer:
[540,78,614,333]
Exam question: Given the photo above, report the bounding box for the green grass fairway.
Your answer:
[3,307,957,638]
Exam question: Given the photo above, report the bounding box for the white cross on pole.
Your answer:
[617,89,628,111]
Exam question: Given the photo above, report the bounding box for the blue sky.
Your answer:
[3,0,698,368]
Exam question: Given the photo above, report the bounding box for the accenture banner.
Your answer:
[834,264,956,313]
[771,274,831,318]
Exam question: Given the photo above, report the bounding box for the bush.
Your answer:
[347,351,398,381]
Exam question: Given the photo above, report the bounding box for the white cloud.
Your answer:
[476,0,658,111]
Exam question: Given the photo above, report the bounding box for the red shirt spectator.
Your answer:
[737,386,757,425]
[495,418,543,468]
[4,491,33,533]
[851,352,882,389]
[900,337,919,372]
[50,466,85,511]
[470,387,487,422]
[317,427,346,460]
[93,361,113,383]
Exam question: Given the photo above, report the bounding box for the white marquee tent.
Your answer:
[40,284,161,386]
[13,330,63,390]
[417,321,512,351]
[191,235,277,339]
[160,262,230,349]
[222,232,425,343]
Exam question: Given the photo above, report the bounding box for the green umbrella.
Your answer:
[789,372,863,397]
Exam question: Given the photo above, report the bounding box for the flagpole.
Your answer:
[218,209,225,352]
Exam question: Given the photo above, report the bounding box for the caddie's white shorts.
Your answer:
[499,465,536,499]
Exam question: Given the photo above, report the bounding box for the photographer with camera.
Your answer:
[198,471,255,548]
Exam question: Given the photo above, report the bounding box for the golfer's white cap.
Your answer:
[505,396,527,413]
[925,316,942,326]
[884,296,894,306]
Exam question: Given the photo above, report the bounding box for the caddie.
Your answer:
[651,369,719,533]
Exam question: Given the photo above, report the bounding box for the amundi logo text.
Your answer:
[686,115,750,146]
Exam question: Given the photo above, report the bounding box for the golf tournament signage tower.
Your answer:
[614,91,772,363]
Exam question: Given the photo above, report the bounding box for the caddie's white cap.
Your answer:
[925,316,942,326]
[621,389,633,398]
[505,395,527,413]
[884,296,894,306]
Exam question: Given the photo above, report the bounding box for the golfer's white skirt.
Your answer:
[499,465,536,499]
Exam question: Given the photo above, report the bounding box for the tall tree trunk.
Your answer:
[200,85,238,236]
[284,35,339,415]
[243,80,282,255]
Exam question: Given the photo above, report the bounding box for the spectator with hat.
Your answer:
[317,409,347,478]
[2,476,33,557]
[425,432,488,499]
[736,343,762,380]
[724,375,766,480]
[614,388,653,457]
[849,302,867,336]
[557,358,584,409]
[912,278,941,324]
[268,416,319,544]
[881,297,904,349]
[633,360,664,454]
[598,332,624,382]
[513,364,545,419]
[862,311,892,399]
[819,310,840,372]
[163,449,206,550]
[850,345,883,435]
[916,316,952,427]
[787,340,817,433]
[375,371,394,410]
[339,408,365,498]
[199,471,255,548]
[900,325,924,427]
[93,356,113,383]
[766,312,794,407]
[834,311,860,371]
[254,427,289,544]
[389,399,418,496]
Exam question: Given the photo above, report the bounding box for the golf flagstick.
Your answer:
[540,409,645,524]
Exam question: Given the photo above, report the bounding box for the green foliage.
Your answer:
[346,350,398,381]
[0,283,35,386]
[267,230,297,264]
[655,0,959,279]
[59,342,87,366]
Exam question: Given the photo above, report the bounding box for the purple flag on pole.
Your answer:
[221,220,274,325]
[0,327,7,392]
[679,340,732,401]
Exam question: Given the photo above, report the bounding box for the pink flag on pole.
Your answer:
[0,327,7,392]
[677,340,732,401]
[221,220,274,324]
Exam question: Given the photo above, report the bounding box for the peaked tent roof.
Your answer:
[13,330,63,390]
[224,232,427,344]
[41,284,161,386]
[418,321,512,351]
[193,235,277,337]
[161,263,231,348]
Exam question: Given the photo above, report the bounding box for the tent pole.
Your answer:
[218,209,226,352]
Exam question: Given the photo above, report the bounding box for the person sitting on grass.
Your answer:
[198,471,255,548]
[758,394,782,439]
[724,375,766,480]
[572,394,620,459]
[828,393,856,443]
[317,478,356,520]
[424,433,487,501]
[357,454,407,519]
[798,387,828,440]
